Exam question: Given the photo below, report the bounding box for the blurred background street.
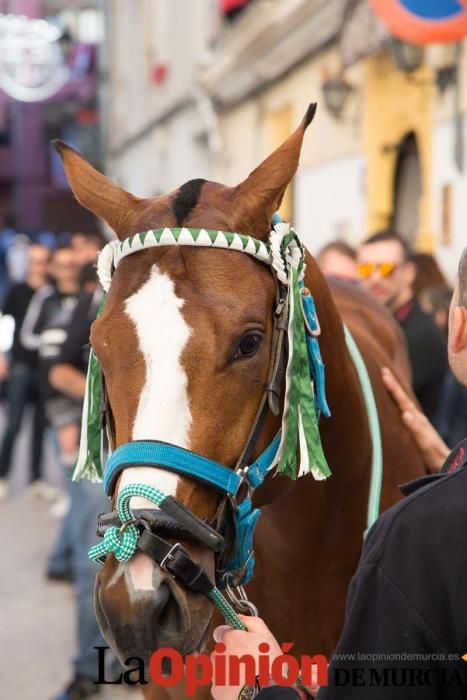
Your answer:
[0,411,74,698]
[0,413,135,699]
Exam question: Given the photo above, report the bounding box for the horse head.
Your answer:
[56,105,318,663]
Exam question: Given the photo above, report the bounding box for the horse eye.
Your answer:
[234,333,262,360]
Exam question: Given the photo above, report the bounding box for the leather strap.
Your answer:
[267,283,289,415]
[234,278,288,470]
[160,496,225,552]
[137,530,214,596]
[97,505,225,553]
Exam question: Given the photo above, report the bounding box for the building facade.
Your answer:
[101,0,467,279]
[103,0,220,198]
[201,0,467,278]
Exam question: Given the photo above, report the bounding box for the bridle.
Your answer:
[77,221,334,626]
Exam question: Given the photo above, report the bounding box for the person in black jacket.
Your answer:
[0,244,50,499]
[211,249,467,699]
[46,262,121,700]
[357,231,447,422]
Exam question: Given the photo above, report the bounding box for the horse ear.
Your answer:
[52,140,141,240]
[235,103,316,231]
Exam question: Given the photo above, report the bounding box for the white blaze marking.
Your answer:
[119,264,192,589]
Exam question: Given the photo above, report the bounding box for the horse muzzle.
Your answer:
[94,540,216,664]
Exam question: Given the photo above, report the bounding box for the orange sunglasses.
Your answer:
[357,262,397,279]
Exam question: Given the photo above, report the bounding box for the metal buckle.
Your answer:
[300,286,321,337]
[236,465,249,479]
[160,542,182,572]
[224,579,259,617]
[275,297,286,317]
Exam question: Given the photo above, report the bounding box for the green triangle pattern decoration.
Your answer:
[99,227,274,292]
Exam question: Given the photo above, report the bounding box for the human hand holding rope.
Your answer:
[211,616,320,700]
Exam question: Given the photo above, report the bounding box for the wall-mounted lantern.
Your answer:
[389,38,424,73]
[321,75,353,119]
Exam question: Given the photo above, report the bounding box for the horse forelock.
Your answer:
[98,176,273,246]
[170,178,207,226]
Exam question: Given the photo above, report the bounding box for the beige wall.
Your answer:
[104,0,216,195]
[102,0,467,275]
[214,46,365,187]
[212,38,467,270]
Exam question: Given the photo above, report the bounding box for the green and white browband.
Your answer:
[97,225,294,291]
[74,222,331,484]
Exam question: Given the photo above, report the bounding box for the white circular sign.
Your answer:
[0,14,70,102]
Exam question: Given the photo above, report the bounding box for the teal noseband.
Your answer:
[101,435,282,588]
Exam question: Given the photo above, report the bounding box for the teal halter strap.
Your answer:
[100,435,282,590]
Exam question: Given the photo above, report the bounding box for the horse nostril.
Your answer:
[152,582,183,634]
[153,581,170,617]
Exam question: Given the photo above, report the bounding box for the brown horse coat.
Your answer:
[232,272,426,663]
[54,106,426,699]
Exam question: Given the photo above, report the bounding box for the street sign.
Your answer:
[370,0,467,44]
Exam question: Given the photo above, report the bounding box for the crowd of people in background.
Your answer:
[1,229,457,489]
[316,231,465,448]
[0,230,122,700]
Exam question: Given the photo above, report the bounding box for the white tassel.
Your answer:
[297,408,311,478]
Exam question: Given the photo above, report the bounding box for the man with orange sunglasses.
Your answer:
[357,230,446,421]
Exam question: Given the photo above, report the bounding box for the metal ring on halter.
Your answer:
[228,468,254,512]
[221,551,254,590]
[224,580,259,617]
[119,518,139,535]
[300,286,321,337]
[119,517,151,535]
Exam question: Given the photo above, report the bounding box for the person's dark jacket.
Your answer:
[1,281,38,366]
[54,289,102,372]
[435,369,467,448]
[394,299,447,421]
[257,441,467,699]
[317,440,467,698]
[20,286,78,400]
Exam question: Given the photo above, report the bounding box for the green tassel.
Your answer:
[72,295,107,482]
[277,269,331,481]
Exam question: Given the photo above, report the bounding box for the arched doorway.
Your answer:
[392,132,421,246]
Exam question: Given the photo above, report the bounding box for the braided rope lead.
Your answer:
[343,326,383,536]
[209,588,247,630]
[88,483,247,631]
